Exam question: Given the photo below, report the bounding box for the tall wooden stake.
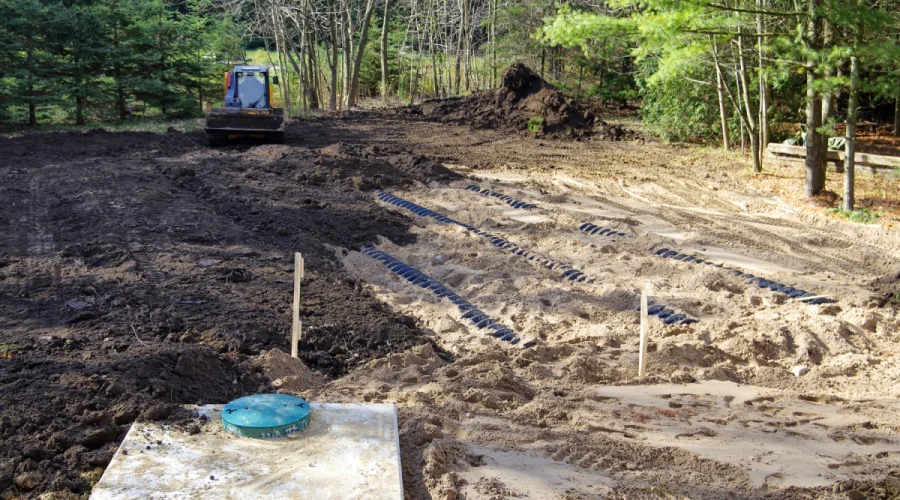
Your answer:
[639,282,652,377]
[291,253,304,358]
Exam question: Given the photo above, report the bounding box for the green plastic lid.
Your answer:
[221,394,311,438]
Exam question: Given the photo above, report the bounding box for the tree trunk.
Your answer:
[112,22,127,121]
[431,51,440,97]
[805,0,825,196]
[821,19,834,130]
[737,33,760,172]
[327,0,338,110]
[277,8,307,111]
[348,0,378,107]
[491,0,497,86]
[408,58,419,105]
[429,10,439,98]
[263,36,290,115]
[540,46,545,78]
[844,19,862,211]
[894,90,899,137]
[285,47,307,110]
[380,0,391,105]
[117,86,127,121]
[453,0,464,95]
[757,0,769,152]
[736,73,746,154]
[343,6,353,107]
[28,93,36,126]
[463,0,472,92]
[712,38,730,151]
[716,70,730,150]
[297,1,318,109]
[306,19,320,109]
[76,95,85,125]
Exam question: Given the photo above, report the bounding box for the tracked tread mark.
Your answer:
[620,170,892,264]
[604,191,830,273]
[664,210,833,275]
[667,181,749,214]
[609,180,832,271]
[711,218,864,276]
[629,188,880,276]
[734,213,900,261]
[131,251,167,285]
[632,183,694,209]
[590,195,654,217]
[21,174,63,302]
[25,175,58,257]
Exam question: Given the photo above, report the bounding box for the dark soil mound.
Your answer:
[412,63,632,139]
[0,121,454,497]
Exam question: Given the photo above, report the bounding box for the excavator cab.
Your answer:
[204,65,285,146]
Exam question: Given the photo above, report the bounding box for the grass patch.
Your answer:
[528,115,546,134]
[1,117,204,138]
[828,206,881,224]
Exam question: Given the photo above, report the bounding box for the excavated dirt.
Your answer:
[2,113,900,499]
[409,63,634,140]
[0,123,453,497]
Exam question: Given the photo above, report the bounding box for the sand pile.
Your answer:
[414,63,631,139]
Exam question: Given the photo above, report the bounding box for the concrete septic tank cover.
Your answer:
[222,393,311,438]
[89,403,403,499]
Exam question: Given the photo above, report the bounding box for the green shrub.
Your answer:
[637,58,728,143]
[828,207,881,224]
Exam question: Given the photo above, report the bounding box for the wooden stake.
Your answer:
[638,282,652,377]
[291,253,304,359]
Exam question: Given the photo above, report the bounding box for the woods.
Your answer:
[3,0,900,203]
[0,0,242,125]
[541,0,900,202]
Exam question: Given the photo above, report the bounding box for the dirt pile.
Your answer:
[251,349,324,396]
[412,63,632,139]
[0,122,455,498]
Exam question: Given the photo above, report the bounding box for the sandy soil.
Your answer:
[1,113,899,499]
[328,116,900,499]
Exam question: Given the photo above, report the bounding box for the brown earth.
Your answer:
[2,112,900,500]
[0,122,454,497]
[407,63,634,140]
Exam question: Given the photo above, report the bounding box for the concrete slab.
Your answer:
[90,403,403,500]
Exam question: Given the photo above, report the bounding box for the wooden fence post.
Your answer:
[291,253,304,358]
[639,282,652,377]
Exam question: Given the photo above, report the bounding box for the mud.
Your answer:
[409,63,634,140]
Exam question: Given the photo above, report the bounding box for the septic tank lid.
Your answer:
[221,394,311,438]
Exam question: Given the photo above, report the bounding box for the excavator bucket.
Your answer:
[204,107,285,146]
